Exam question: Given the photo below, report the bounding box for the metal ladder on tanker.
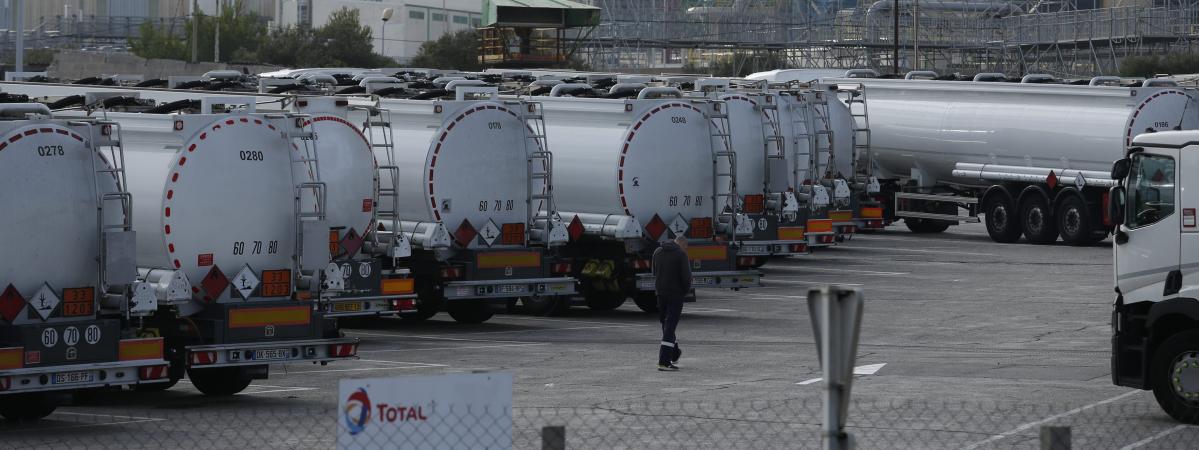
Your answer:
[758,100,787,195]
[80,119,132,297]
[357,106,407,266]
[290,115,328,285]
[839,84,874,181]
[706,100,741,241]
[518,101,557,245]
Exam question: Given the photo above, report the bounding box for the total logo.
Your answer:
[343,388,431,436]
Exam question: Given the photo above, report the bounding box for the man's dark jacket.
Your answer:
[652,242,692,297]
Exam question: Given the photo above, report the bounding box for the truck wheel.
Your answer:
[447,300,494,324]
[187,366,253,396]
[522,296,569,316]
[983,196,1022,243]
[0,393,57,422]
[585,292,627,311]
[1020,195,1058,244]
[633,292,659,313]
[1056,196,1095,246]
[1151,330,1199,424]
[904,218,951,234]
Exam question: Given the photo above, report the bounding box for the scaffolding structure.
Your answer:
[576,0,1199,77]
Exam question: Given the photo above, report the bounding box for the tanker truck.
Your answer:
[1109,130,1199,424]
[0,79,437,321]
[10,91,361,395]
[0,104,169,420]
[346,84,577,322]
[821,77,1199,245]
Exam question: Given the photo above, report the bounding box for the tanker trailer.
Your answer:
[822,77,1199,245]
[0,104,169,420]
[0,80,437,320]
[349,85,576,323]
[532,87,763,313]
[21,93,360,395]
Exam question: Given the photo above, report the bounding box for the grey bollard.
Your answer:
[1040,426,1071,450]
[542,425,566,450]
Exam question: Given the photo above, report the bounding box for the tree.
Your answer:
[1120,53,1199,78]
[411,30,482,71]
[130,20,189,60]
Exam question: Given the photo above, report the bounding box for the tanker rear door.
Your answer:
[1115,150,1180,303]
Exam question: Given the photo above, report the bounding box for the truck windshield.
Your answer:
[1126,153,1176,229]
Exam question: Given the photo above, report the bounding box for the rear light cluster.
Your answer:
[440,266,464,280]
[818,235,836,244]
[329,343,358,358]
[551,262,573,275]
[838,225,858,234]
[138,365,169,381]
[190,351,218,366]
[863,219,885,229]
[0,376,11,391]
[737,256,757,268]
[391,299,416,311]
[789,244,808,253]
[632,259,651,271]
[689,218,713,239]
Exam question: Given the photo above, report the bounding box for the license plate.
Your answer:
[53,370,94,385]
[497,284,526,294]
[332,302,363,312]
[692,276,716,286]
[741,245,767,254]
[253,348,293,361]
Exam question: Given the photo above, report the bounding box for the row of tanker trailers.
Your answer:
[0,66,1192,420]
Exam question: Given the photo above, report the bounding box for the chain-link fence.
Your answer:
[1,395,1196,449]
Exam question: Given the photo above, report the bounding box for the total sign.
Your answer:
[337,373,513,450]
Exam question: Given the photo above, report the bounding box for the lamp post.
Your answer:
[381,8,394,57]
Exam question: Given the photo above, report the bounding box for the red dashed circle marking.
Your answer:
[426,103,522,222]
[1126,89,1192,147]
[618,102,704,216]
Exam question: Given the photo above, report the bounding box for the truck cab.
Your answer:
[1111,130,1199,423]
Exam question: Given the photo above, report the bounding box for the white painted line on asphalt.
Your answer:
[359,343,551,353]
[796,363,887,385]
[53,411,161,421]
[345,331,535,344]
[686,307,737,313]
[763,279,864,287]
[242,387,317,395]
[962,390,1143,449]
[1120,424,1190,449]
[767,266,909,276]
[276,364,447,375]
[744,293,806,299]
[454,324,649,335]
[502,316,650,326]
[841,246,998,257]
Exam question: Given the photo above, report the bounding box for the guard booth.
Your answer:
[478,0,600,68]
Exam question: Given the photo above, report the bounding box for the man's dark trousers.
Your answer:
[658,294,684,365]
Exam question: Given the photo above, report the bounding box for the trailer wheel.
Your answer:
[0,393,57,422]
[1020,195,1058,244]
[187,366,253,396]
[1056,195,1096,246]
[402,289,442,321]
[1151,330,1199,424]
[750,257,771,269]
[983,196,1022,243]
[904,218,951,234]
[447,300,494,324]
[522,296,569,316]
[585,292,627,311]
[633,292,659,313]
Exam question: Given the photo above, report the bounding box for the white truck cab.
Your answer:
[1111,130,1199,424]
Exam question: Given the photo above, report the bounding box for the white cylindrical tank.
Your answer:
[822,78,1199,185]
[356,96,545,247]
[0,113,122,309]
[536,95,720,235]
[111,111,310,302]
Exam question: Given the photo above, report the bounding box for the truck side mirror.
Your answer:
[1109,185,1126,227]
[1111,158,1131,180]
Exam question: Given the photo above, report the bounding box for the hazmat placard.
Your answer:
[337,372,513,450]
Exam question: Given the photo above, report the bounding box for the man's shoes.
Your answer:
[657,363,680,371]
[672,347,682,364]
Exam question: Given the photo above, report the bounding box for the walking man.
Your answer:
[653,235,691,371]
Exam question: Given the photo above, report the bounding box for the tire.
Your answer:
[1056,195,1096,246]
[1020,195,1058,244]
[633,292,659,313]
[134,377,180,392]
[750,257,770,269]
[403,294,442,321]
[983,195,1022,243]
[0,393,58,422]
[446,300,494,324]
[187,366,253,396]
[904,218,951,234]
[585,292,627,311]
[1151,330,1199,424]
[522,296,569,316]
